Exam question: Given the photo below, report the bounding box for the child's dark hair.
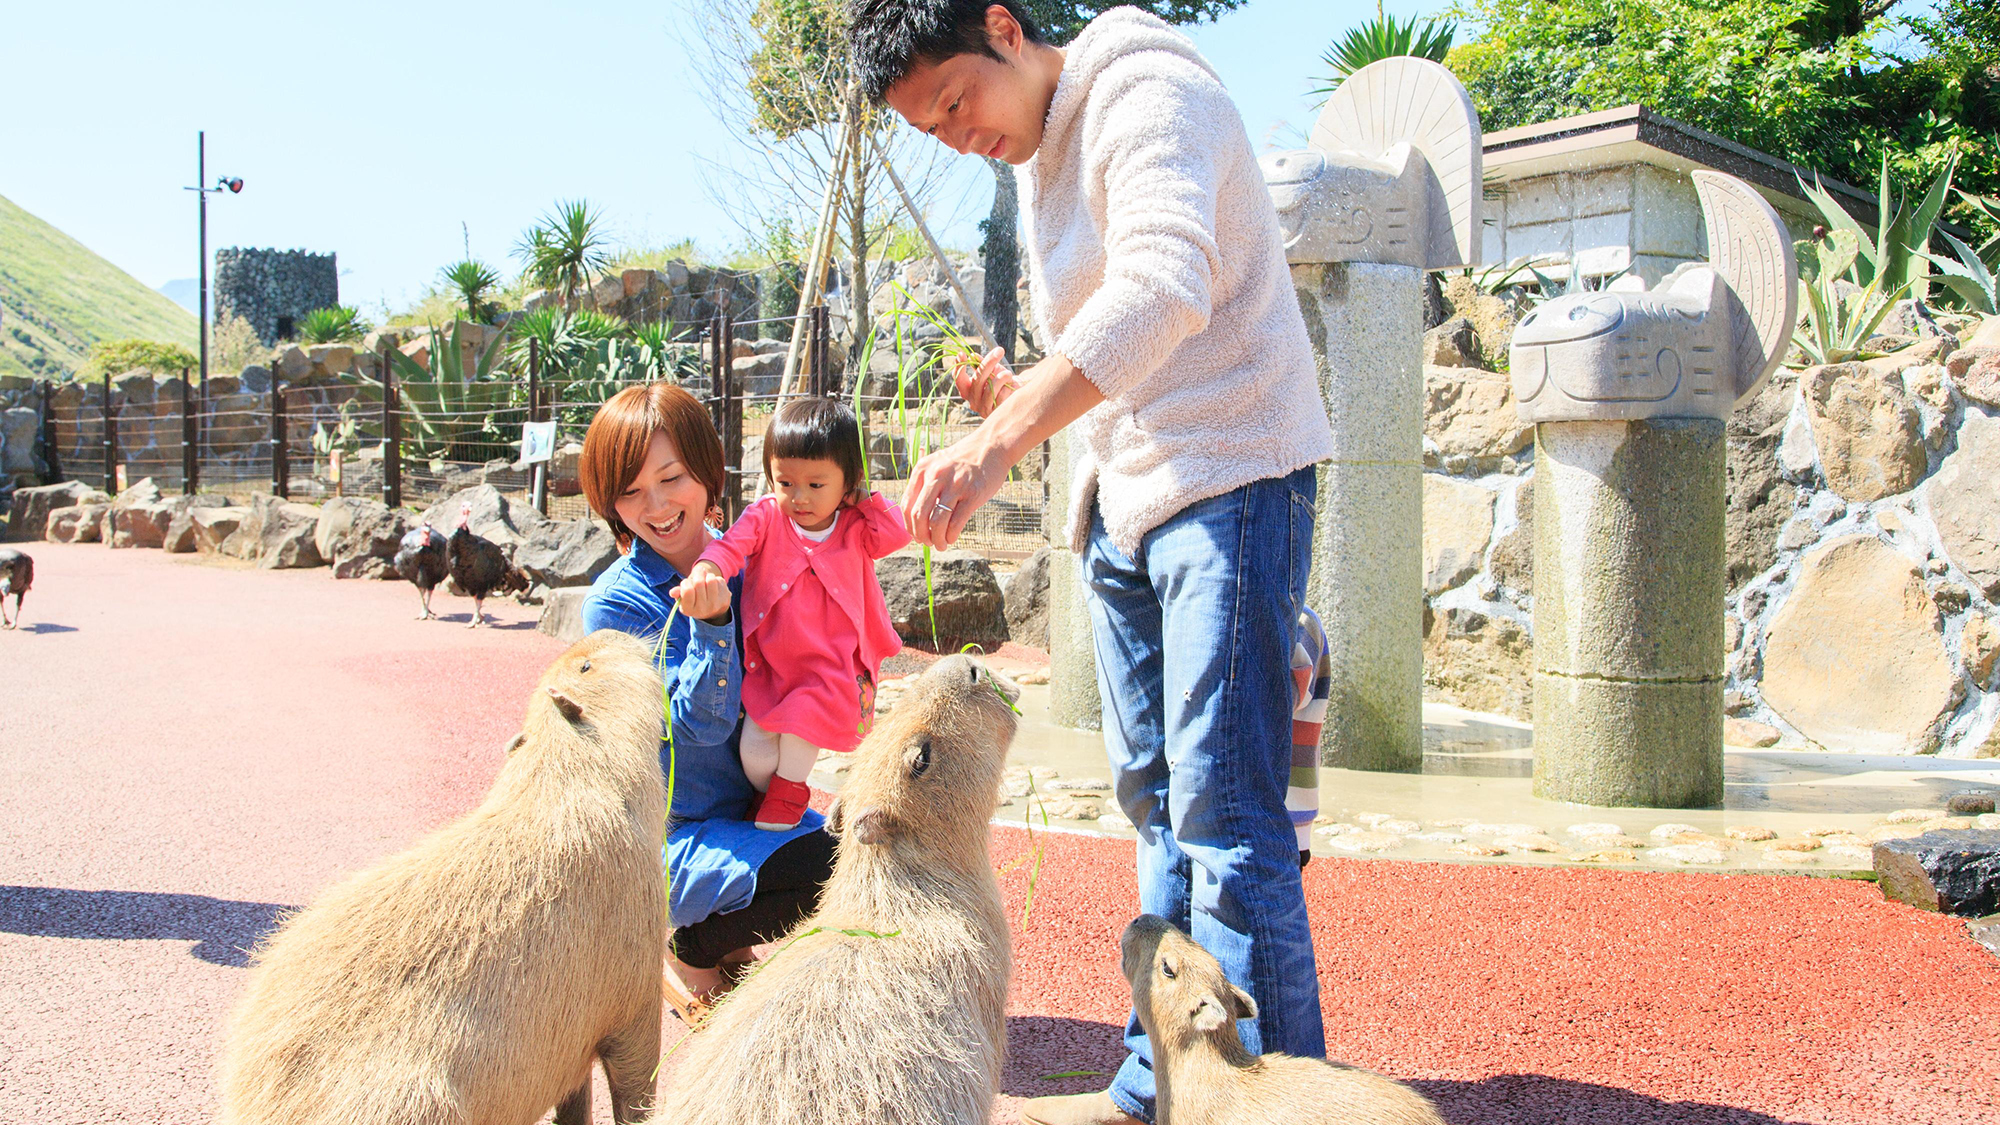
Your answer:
[764,396,866,494]
[848,0,1044,103]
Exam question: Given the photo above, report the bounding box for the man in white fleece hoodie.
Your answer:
[852,4,1336,1122]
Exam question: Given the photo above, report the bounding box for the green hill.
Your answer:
[0,193,198,381]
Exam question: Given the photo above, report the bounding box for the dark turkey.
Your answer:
[393,525,449,621]
[445,501,523,628]
[0,547,31,630]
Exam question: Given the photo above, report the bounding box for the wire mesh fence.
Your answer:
[27,310,1049,561]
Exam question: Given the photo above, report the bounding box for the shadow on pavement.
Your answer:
[1414,1074,1818,1124]
[17,622,78,634]
[0,885,292,968]
[1003,1015,1128,1098]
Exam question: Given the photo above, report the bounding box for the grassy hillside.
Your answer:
[0,193,197,380]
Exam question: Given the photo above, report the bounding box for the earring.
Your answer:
[706,505,725,528]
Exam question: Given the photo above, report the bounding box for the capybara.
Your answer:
[1120,914,1446,1125]
[648,653,1019,1125]
[218,630,669,1125]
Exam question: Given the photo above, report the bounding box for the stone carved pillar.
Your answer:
[1261,58,1483,770]
[1512,171,1797,806]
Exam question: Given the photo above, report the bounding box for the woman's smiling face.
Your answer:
[613,429,712,569]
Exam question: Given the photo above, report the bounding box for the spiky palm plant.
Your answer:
[514,199,614,309]
[298,306,368,344]
[441,259,501,324]
[1309,9,1455,102]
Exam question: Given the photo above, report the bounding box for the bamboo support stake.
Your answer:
[780,101,857,401]
[876,138,1002,358]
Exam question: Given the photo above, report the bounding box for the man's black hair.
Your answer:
[764,396,867,495]
[848,0,1044,104]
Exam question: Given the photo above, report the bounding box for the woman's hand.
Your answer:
[842,485,869,510]
[669,561,732,623]
[952,346,1018,417]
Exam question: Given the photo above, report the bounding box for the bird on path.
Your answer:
[393,525,449,620]
[0,548,30,629]
[446,501,522,628]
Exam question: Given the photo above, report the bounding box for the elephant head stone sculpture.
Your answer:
[1509,171,1799,424]
[1259,56,1482,271]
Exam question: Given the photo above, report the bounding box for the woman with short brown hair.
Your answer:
[578,383,836,1022]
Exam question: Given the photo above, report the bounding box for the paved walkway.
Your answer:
[1,543,1995,1124]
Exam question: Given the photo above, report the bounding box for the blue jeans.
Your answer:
[1086,467,1325,1122]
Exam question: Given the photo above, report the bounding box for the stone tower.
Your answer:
[213,248,339,346]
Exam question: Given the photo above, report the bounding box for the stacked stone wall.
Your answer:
[214,248,339,346]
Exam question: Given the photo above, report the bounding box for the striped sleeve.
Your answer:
[1289,606,1331,853]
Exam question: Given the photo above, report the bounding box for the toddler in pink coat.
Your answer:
[674,396,910,830]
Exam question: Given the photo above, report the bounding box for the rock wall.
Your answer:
[214,248,340,346]
[1418,307,2000,757]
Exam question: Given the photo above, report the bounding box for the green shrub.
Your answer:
[298,306,369,344]
[82,338,197,379]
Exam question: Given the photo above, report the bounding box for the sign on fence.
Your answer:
[519,421,557,466]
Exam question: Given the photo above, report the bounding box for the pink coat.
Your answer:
[697,492,910,752]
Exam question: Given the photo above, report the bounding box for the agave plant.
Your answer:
[385,321,521,465]
[441,259,501,324]
[1792,228,1912,367]
[514,199,614,309]
[1309,10,1455,102]
[1919,228,1998,315]
[1798,148,1960,304]
[298,306,368,344]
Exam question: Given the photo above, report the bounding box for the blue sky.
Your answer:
[1,0,1424,318]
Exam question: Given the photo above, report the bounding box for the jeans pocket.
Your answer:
[1286,486,1317,611]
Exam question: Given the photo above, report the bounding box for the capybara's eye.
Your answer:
[580,659,592,673]
[910,737,933,778]
[1161,959,1177,980]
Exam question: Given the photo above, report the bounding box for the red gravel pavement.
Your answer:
[4,544,1997,1124]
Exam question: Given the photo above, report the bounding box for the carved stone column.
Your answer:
[1512,172,1798,806]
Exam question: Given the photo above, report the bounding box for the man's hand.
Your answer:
[669,561,731,622]
[904,437,1007,549]
[952,346,1019,417]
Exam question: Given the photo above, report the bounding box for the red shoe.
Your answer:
[753,776,812,831]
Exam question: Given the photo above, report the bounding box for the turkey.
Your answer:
[0,547,31,630]
[393,525,449,621]
[446,501,523,628]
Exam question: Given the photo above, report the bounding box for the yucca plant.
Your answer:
[1308,9,1455,102]
[441,259,502,324]
[298,306,368,344]
[514,199,615,308]
[385,321,521,465]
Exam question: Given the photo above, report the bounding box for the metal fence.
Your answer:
[30,306,1048,561]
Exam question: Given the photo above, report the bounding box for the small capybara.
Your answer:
[648,653,1019,1125]
[1120,914,1446,1125]
[218,630,669,1125]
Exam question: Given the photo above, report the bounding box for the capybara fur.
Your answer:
[1120,914,1446,1125]
[648,654,1019,1125]
[218,630,669,1125]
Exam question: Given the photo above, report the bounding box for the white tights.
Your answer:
[739,715,820,793]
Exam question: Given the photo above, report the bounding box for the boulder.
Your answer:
[1,407,42,475]
[1441,274,1518,358]
[109,477,162,514]
[1421,474,1494,595]
[46,503,109,544]
[1488,476,1533,594]
[9,481,110,540]
[191,506,249,555]
[1802,363,1927,502]
[255,496,325,569]
[1726,370,1799,590]
[1422,606,1531,720]
[1926,411,2000,598]
[237,365,273,394]
[307,344,355,375]
[730,353,784,398]
[419,484,549,553]
[1423,365,1531,470]
[332,555,397,580]
[1423,316,1478,369]
[162,494,234,553]
[877,549,1008,649]
[315,497,413,575]
[1724,718,1781,748]
[1003,546,1052,650]
[1962,614,2000,687]
[1761,535,1957,754]
[1873,830,2000,916]
[512,518,620,588]
[1946,347,2000,409]
[111,499,176,550]
[538,586,592,645]
[275,346,313,380]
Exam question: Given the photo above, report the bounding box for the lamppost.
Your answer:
[184,130,243,392]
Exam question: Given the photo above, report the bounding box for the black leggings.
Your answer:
[669,829,836,969]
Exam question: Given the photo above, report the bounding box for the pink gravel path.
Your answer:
[3,543,1996,1124]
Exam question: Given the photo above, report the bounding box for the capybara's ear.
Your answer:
[547,687,584,722]
[826,797,845,837]
[502,732,526,756]
[1226,981,1258,1021]
[851,807,892,845]
[1191,995,1234,1034]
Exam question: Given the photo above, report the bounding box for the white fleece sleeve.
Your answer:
[1054,56,1227,401]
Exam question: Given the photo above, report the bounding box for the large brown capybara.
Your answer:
[648,653,1019,1125]
[1120,914,1446,1125]
[218,630,669,1125]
